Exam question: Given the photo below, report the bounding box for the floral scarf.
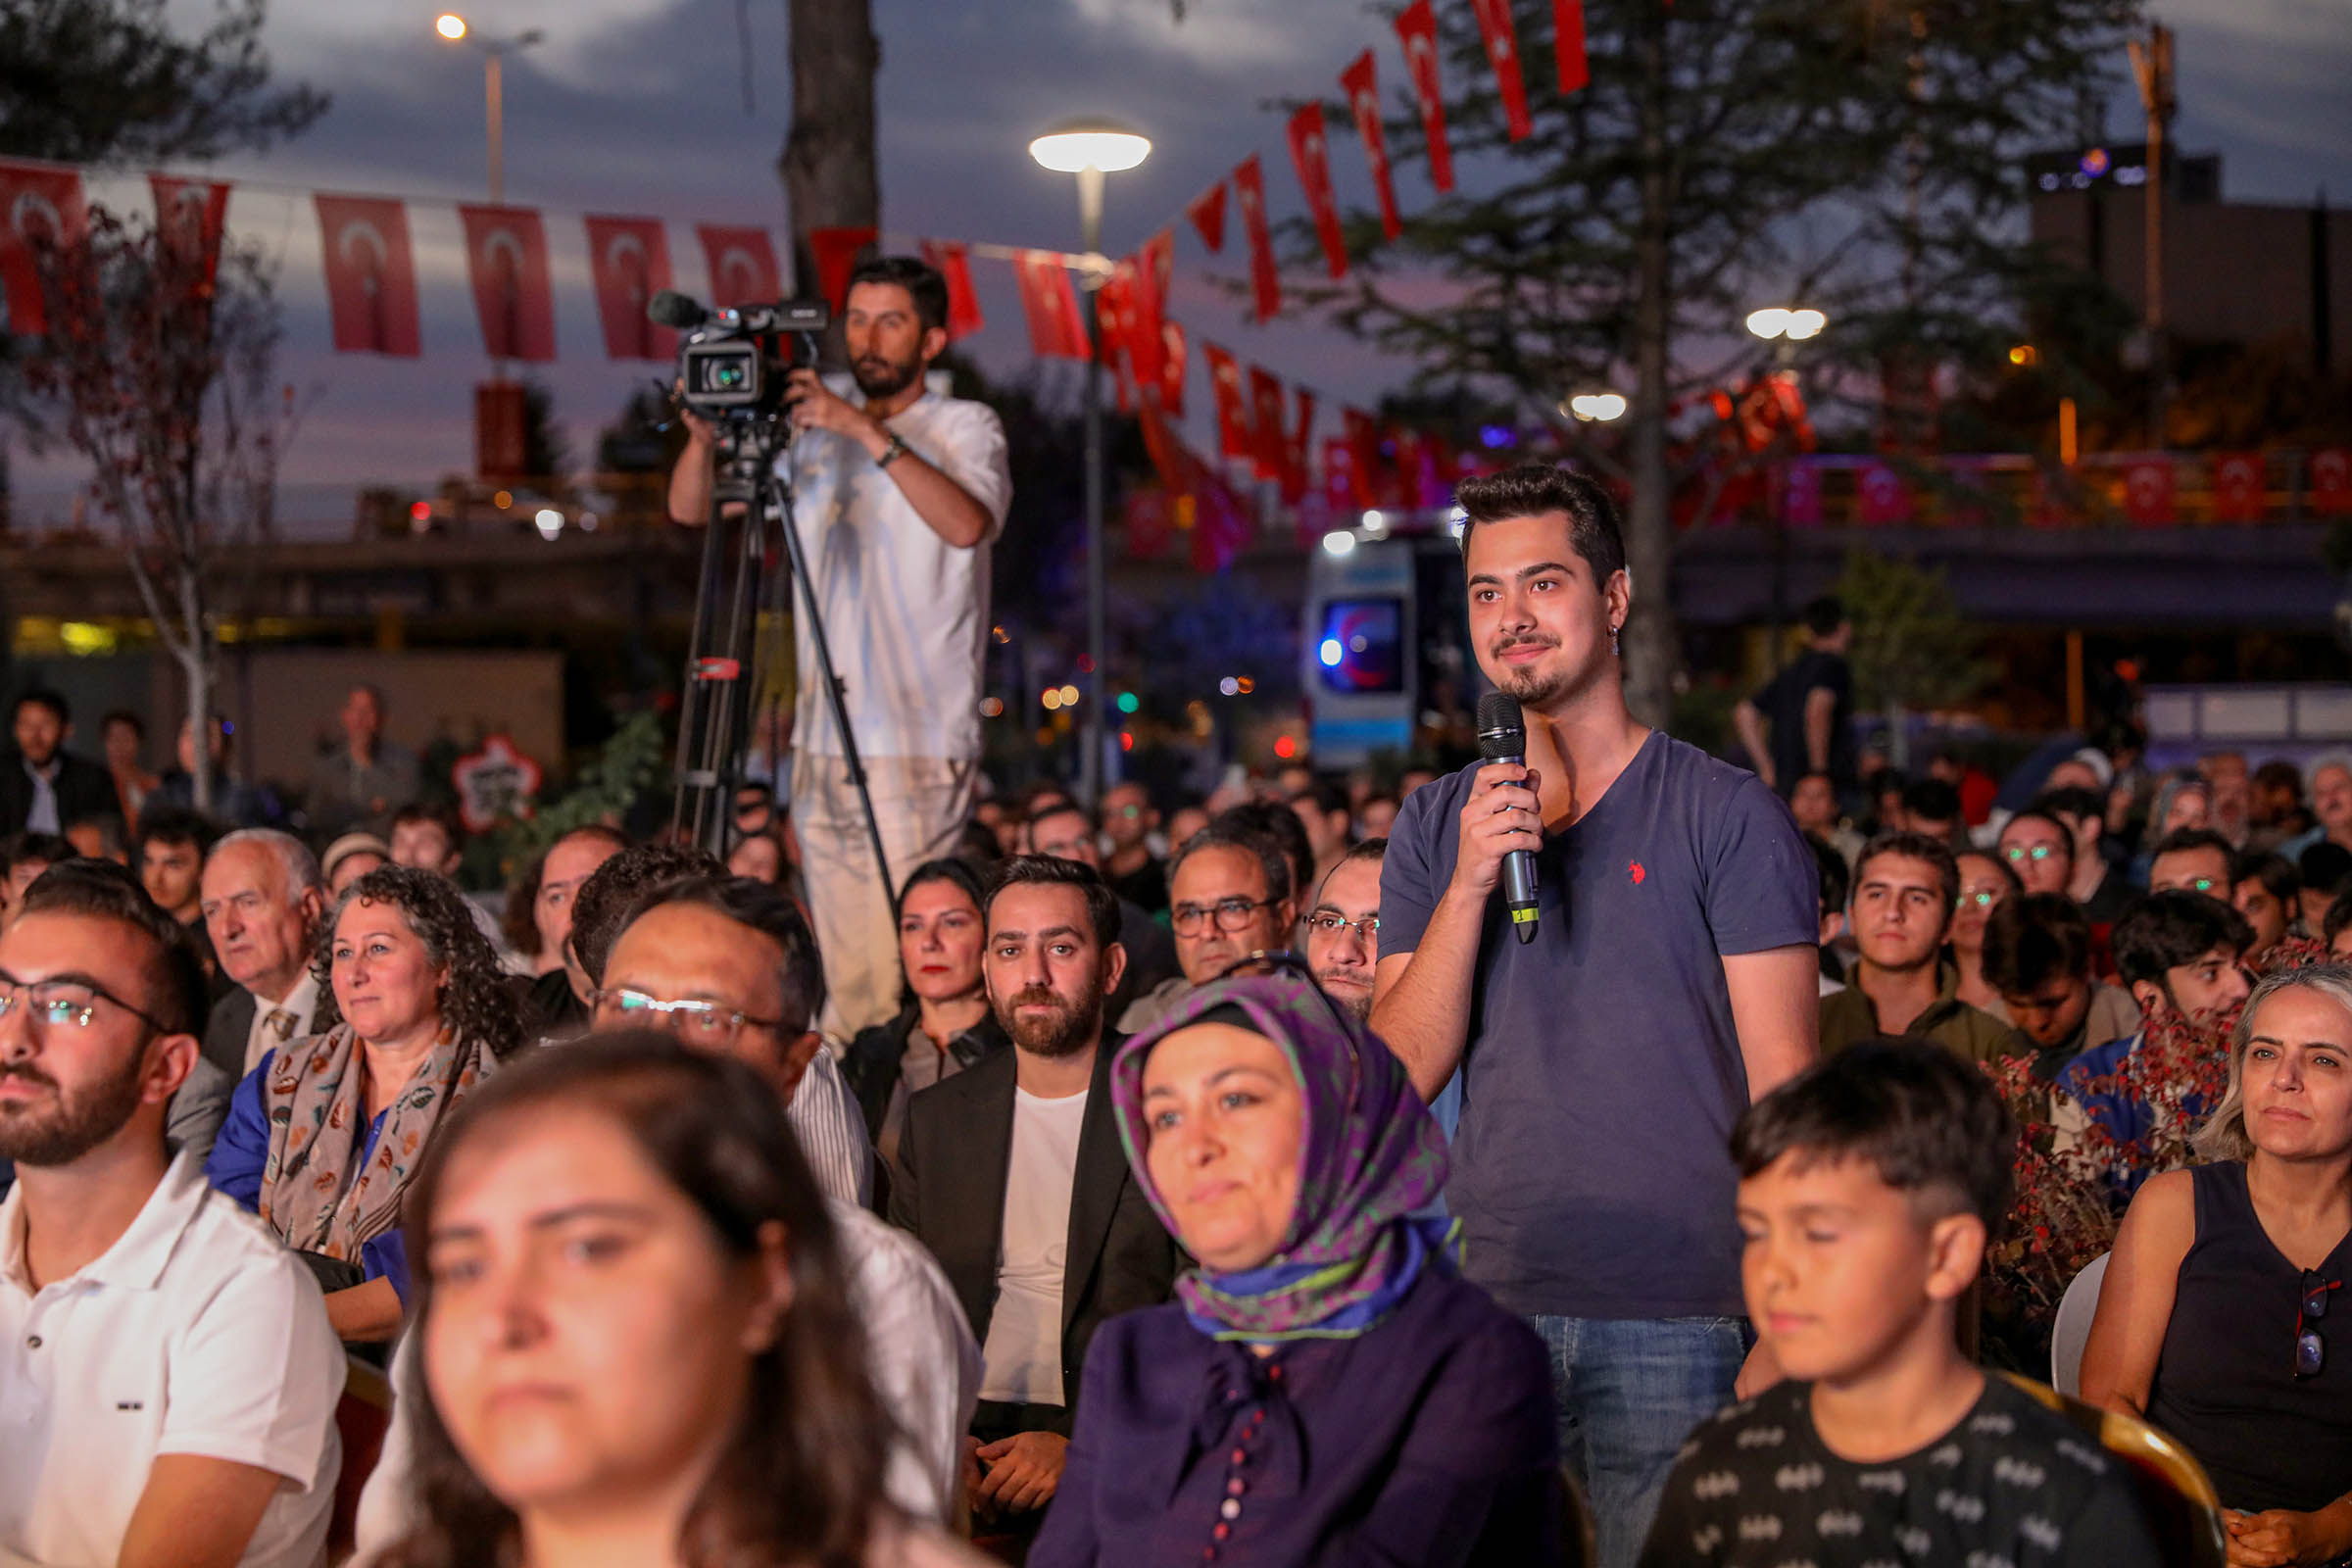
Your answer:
[1110,971,1456,1342]
[257,1023,495,1262]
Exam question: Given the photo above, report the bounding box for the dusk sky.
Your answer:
[15,0,2349,531]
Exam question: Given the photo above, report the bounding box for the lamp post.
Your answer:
[435,14,545,206]
[1744,307,1828,652]
[1029,119,1151,806]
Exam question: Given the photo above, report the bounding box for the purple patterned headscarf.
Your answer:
[1111,970,1455,1342]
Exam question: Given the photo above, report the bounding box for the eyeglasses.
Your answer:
[2002,844,2059,863]
[1171,897,1284,937]
[2297,1271,2339,1379]
[0,967,170,1034]
[2184,877,2217,894]
[1305,910,1380,942]
[589,987,785,1046]
[1956,890,2001,911]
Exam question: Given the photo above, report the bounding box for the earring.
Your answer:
[1609,624,1621,657]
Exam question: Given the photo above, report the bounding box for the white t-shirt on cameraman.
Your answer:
[779,377,1011,763]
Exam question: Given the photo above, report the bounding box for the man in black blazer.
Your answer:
[889,855,1179,1535]
[0,690,122,839]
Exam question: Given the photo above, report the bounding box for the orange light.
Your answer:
[2007,343,2037,368]
[1274,735,1297,760]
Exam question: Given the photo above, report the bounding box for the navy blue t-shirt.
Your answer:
[1381,732,1817,1319]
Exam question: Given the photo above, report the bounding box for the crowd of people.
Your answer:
[6,261,2352,1568]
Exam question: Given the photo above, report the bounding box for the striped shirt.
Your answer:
[791,1046,876,1208]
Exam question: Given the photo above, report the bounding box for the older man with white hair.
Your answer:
[196,829,327,1080]
[2282,752,2352,861]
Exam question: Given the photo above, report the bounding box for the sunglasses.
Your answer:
[2297,1270,2339,1379]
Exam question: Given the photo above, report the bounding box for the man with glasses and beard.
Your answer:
[889,856,1178,1541]
[669,254,1012,1047]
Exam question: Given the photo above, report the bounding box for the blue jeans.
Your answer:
[1529,1313,1750,1568]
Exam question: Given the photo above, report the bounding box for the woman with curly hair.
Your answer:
[207,863,523,1344]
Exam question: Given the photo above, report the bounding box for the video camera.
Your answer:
[650,290,831,425]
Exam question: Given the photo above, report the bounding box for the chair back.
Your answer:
[1996,1372,2226,1568]
[2051,1250,2112,1396]
[330,1352,394,1558]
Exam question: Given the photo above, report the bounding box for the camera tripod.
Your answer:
[670,404,895,907]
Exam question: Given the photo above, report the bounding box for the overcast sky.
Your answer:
[15,0,2347,531]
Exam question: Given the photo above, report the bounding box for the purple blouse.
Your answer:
[1030,1270,1560,1568]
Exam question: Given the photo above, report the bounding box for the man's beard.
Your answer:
[0,1047,151,1166]
[1488,633,1596,710]
[851,346,924,401]
[1318,976,1374,1025]
[994,973,1105,1059]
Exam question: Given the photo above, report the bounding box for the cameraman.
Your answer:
[668,254,1011,1041]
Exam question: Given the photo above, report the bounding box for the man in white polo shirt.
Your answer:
[0,860,343,1568]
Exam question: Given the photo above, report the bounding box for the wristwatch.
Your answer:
[874,432,909,469]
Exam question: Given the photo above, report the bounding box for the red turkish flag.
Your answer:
[1192,460,1254,573]
[1125,485,1175,564]
[1097,272,1136,412]
[2123,457,2176,525]
[1248,367,1287,481]
[2210,452,2264,523]
[1392,426,1430,508]
[1288,104,1349,279]
[148,175,229,295]
[1782,462,1824,527]
[1344,409,1385,507]
[1395,0,1455,195]
[315,195,419,357]
[1340,51,1402,243]
[1324,437,1363,511]
[1139,392,1189,499]
[2310,448,2352,515]
[1202,342,1252,464]
[1286,386,1319,504]
[697,225,782,308]
[1553,0,1590,94]
[918,239,985,338]
[1158,319,1189,418]
[0,161,84,334]
[459,206,557,363]
[808,225,875,313]
[1856,462,1914,526]
[1469,0,1534,141]
[583,215,676,362]
[1233,156,1281,321]
[1013,250,1087,359]
[1187,182,1228,253]
[1124,229,1173,391]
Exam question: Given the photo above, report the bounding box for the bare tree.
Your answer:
[778,0,880,286]
[20,206,305,814]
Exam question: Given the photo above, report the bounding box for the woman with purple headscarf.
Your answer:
[1030,969,1560,1567]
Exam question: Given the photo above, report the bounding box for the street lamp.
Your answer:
[435,15,545,205]
[1746,307,1826,342]
[1029,117,1151,806]
[1564,392,1628,422]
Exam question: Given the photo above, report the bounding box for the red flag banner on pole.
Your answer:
[1202,341,1252,463]
[1340,50,1403,242]
[2123,457,2176,525]
[1125,230,1172,390]
[1139,392,1188,499]
[0,161,85,334]
[1013,250,1087,359]
[315,194,420,357]
[1187,182,1228,253]
[458,206,557,362]
[1248,366,1287,480]
[1856,463,1914,526]
[2210,452,2264,523]
[1288,104,1349,279]
[1553,0,1591,93]
[584,215,676,361]
[1159,319,1189,418]
[2310,448,2352,515]
[697,224,782,307]
[1469,0,1535,140]
[808,225,875,313]
[1344,408,1384,507]
[920,239,985,338]
[1233,155,1280,321]
[148,175,229,295]
[1286,386,1318,504]
[1097,272,1136,412]
[1395,0,1456,194]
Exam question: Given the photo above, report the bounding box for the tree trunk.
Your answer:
[778,0,881,290]
[1621,10,1679,731]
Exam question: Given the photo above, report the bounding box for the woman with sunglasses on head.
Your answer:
[2082,966,2352,1567]
[1031,969,1560,1568]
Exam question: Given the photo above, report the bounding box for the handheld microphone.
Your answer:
[647,289,710,330]
[1475,691,1542,945]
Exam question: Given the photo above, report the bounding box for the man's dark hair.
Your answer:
[1999,808,2074,862]
[568,843,726,987]
[614,875,826,1039]
[2328,889,2352,948]
[391,801,461,843]
[982,854,1120,951]
[135,805,214,856]
[1808,833,1850,919]
[955,818,1004,868]
[13,687,69,727]
[1176,815,1296,911]
[1314,836,1389,905]
[896,856,987,921]
[18,858,206,1037]
[2150,827,2234,870]
[1026,799,1092,840]
[1981,893,2094,996]
[1451,462,1627,585]
[100,709,143,739]
[1208,803,1310,904]
[0,832,76,877]
[2113,891,2254,991]
[846,255,949,337]
[1898,777,1960,826]
[1853,830,1960,916]
[1801,594,1846,639]
[2032,786,2107,829]
[1732,1038,2016,1232]
[2254,760,2306,802]
[2301,842,2352,902]
[2232,851,2300,906]
[1291,777,1351,821]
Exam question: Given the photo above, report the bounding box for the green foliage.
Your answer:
[1833,547,1994,714]
[494,711,666,863]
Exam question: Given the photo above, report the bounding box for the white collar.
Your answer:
[0,1150,206,1297]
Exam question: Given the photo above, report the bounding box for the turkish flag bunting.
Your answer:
[1192,459,1254,573]
[1340,51,1402,242]
[1124,229,1173,391]
[1285,386,1318,504]
[2123,457,2176,525]
[1202,341,1252,464]
[583,216,676,361]
[1187,182,1228,253]
[2210,452,2264,523]
[1392,426,1429,508]
[148,175,229,295]
[0,161,85,334]
[1013,250,1088,360]
[1139,392,1188,499]
[918,240,986,338]
[2310,448,2352,515]
[459,206,557,362]
[1288,104,1349,280]
[1125,485,1175,563]
[1395,0,1456,194]
[1344,409,1384,507]
[1158,319,1189,418]
[697,225,783,308]
[1248,366,1287,481]
[315,194,419,357]
[1856,462,1914,526]
[1553,0,1591,94]
[1324,437,1362,511]
[1469,0,1535,140]
[808,225,875,313]
[1782,462,1824,527]
[1233,156,1281,321]
[1097,272,1136,412]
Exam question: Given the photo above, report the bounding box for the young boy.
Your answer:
[1639,1040,2162,1566]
